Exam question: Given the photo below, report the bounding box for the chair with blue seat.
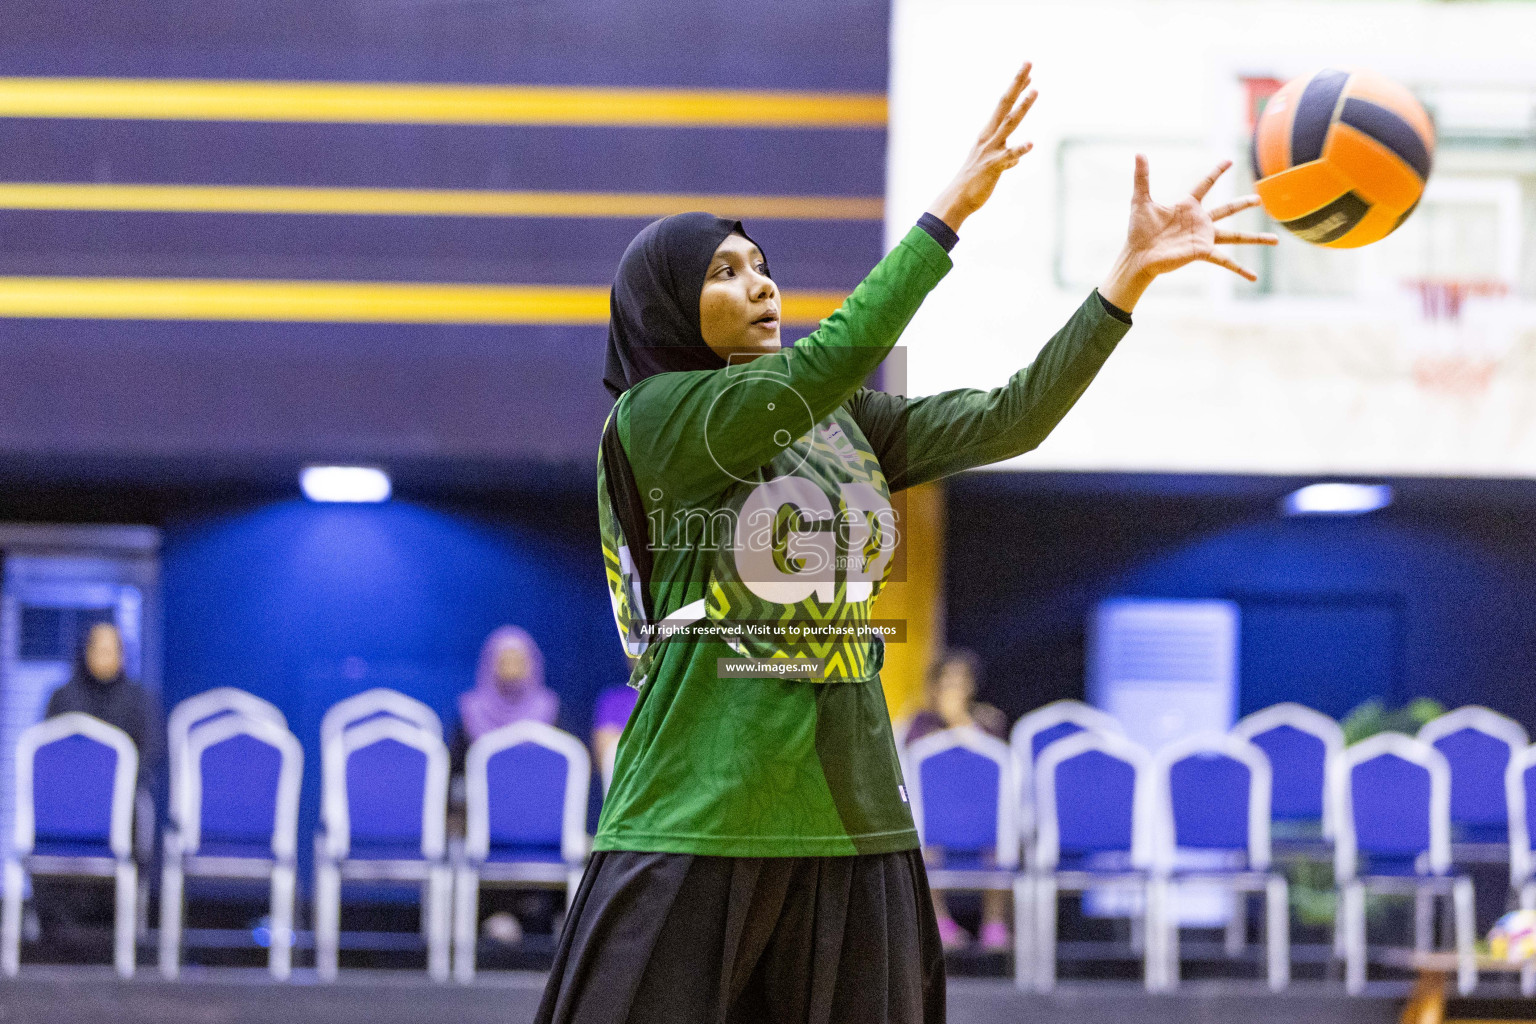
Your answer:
[1418,707,1528,853]
[1232,702,1344,841]
[1333,732,1475,995]
[1505,743,1536,994]
[1149,732,1288,992]
[315,714,451,982]
[3,713,139,978]
[159,712,302,979]
[1010,701,1124,861]
[167,688,286,829]
[1029,729,1155,991]
[905,726,1019,971]
[1416,707,1525,956]
[453,720,591,982]
[1231,703,1344,959]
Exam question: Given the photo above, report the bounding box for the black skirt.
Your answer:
[534,849,946,1024]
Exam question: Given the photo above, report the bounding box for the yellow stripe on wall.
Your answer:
[0,182,883,221]
[0,77,887,128]
[0,277,847,326]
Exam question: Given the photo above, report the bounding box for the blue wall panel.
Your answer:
[161,497,629,870]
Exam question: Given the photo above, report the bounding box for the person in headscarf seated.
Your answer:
[38,621,162,953]
[450,625,559,769]
[906,650,1011,952]
[451,625,562,945]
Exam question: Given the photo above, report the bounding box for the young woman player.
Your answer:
[536,61,1276,1024]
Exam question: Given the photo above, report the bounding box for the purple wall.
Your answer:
[0,0,890,478]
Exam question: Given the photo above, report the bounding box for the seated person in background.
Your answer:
[905,650,1011,953]
[450,625,559,768]
[905,649,1007,745]
[39,621,162,952]
[590,684,637,788]
[451,625,561,945]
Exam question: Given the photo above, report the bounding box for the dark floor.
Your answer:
[0,968,1420,1024]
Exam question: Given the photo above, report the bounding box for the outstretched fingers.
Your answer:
[977,62,1033,144]
[986,89,1038,153]
[1189,159,1232,202]
[1202,249,1257,282]
[1000,141,1035,168]
[1208,195,1262,221]
[1215,229,1279,246]
[1133,154,1152,204]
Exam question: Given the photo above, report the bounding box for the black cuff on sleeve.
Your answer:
[916,212,959,253]
[1096,289,1133,324]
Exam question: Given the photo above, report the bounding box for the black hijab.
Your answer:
[599,213,771,627]
[602,212,770,400]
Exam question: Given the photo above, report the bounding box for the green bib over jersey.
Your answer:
[596,226,1132,857]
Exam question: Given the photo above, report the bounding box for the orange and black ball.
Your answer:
[1252,68,1435,248]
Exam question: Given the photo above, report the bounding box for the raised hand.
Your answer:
[926,62,1038,233]
[1100,156,1278,311]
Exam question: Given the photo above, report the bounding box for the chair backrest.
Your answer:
[1332,732,1451,882]
[906,725,1019,869]
[322,715,447,860]
[1418,706,1529,837]
[181,713,303,860]
[1034,730,1153,871]
[1010,700,1124,838]
[13,712,138,859]
[1507,745,1536,886]
[319,688,443,749]
[466,720,590,865]
[167,688,286,823]
[1152,732,1272,872]
[1232,702,1344,836]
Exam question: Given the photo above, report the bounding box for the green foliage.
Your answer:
[1340,696,1445,744]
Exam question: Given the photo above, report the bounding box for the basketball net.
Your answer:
[1403,278,1510,398]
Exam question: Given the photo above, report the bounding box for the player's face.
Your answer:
[699,233,780,360]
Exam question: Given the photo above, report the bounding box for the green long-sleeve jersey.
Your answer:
[595,225,1132,857]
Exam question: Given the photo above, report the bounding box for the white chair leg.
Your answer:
[1343,881,1367,995]
[1225,889,1248,957]
[269,863,296,981]
[1164,878,1182,990]
[1034,874,1058,993]
[1143,878,1163,992]
[158,857,184,979]
[1452,877,1476,996]
[1266,874,1290,992]
[426,864,451,983]
[2,860,24,977]
[452,865,479,984]
[1012,872,1033,991]
[1414,888,1433,953]
[115,860,137,979]
[1333,889,1346,959]
[1524,883,1536,996]
[315,858,341,982]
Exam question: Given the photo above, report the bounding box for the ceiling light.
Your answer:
[300,465,391,503]
[1281,483,1391,516]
